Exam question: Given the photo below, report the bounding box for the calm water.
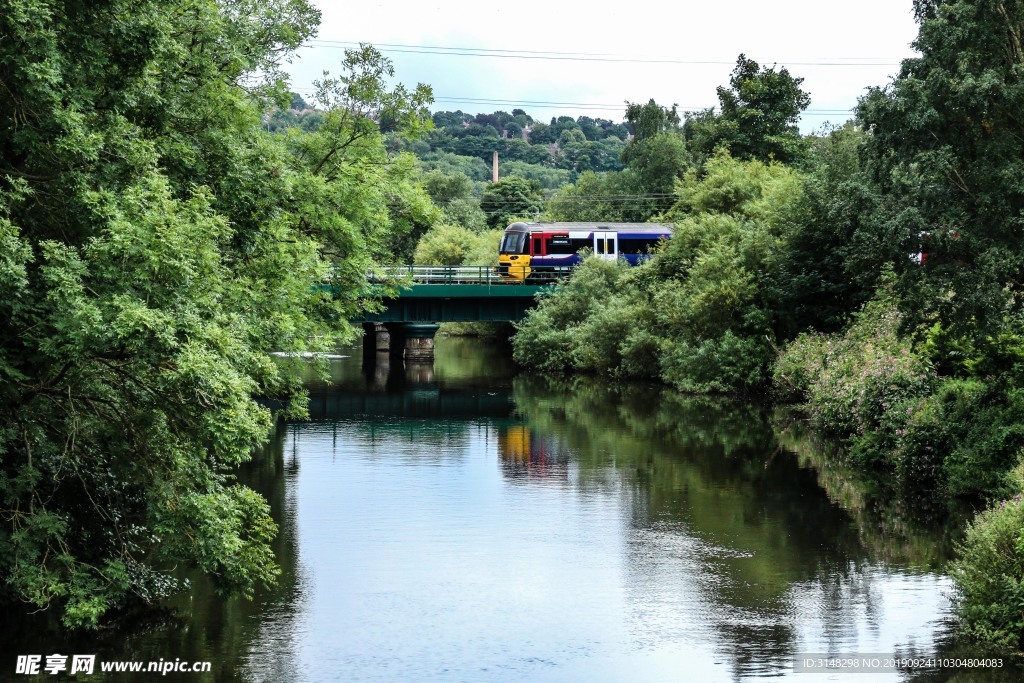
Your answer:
[2,338,1017,682]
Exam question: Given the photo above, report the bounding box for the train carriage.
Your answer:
[497,221,673,282]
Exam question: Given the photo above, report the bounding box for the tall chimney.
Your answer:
[492,150,499,183]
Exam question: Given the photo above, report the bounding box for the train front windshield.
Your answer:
[500,231,528,254]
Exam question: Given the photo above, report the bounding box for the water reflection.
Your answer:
[1,338,1016,681]
[498,425,570,485]
[510,376,939,678]
[775,416,969,570]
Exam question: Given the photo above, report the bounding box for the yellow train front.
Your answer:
[498,221,673,283]
[497,222,533,281]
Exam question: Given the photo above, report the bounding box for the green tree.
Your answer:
[421,170,487,231]
[588,137,627,172]
[576,116,606,141]
[624,99,681,141]
[546,170,644,222]
[418,151,492,181]
[452,135,502,160]
[422,169,475,205]
[621,133,688,208]
[501,161,572,191]
[685,55,810,165]
[550,116,581,139]
[620,100,688,212]
[479,177,544,228]
[527,122,557,144]
[0,2,431,628]
[463,122,501,138]
[767,123,880,335]
[413,223,501,265]
[501,139,551,165]
[857,0,1024,344]
[432,110,472,129]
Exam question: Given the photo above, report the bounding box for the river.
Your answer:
[1,337,1016,682]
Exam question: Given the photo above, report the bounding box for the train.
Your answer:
[497,221,673,282]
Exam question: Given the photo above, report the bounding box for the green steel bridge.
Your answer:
[353,265,569,362]
[355,265,567,324]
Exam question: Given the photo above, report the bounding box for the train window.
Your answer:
[570,238,590,252]
[595,235,617,255]
[500,231,528,254]
[619,237,662,254]
[547,236,575,255]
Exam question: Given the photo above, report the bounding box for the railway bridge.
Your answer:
[353,265,566,362]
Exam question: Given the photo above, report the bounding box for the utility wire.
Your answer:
[304,39,904,67]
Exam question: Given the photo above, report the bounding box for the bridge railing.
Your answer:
[368,265,574,286]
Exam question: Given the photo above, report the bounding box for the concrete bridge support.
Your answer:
[402,323,441,363]
[364,322,441,362]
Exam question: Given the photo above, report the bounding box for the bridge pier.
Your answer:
[384,323,407,358]
[366,322,441,362]
[362,323,390,361]
[402,323,441,363]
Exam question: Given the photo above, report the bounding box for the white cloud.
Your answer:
[287,0,920,131]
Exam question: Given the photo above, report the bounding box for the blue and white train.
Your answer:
[497,221,673,282]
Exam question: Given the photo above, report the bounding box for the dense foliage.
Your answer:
[776,283,1024,501]
[950,464,1024,653]
[515,153,806,393]
[479,177,545,229]
[413,224,501,266]
[0,0,433,627]
[856,0,1024,343]
[684,55,810,166]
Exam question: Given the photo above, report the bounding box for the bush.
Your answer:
[570,293,640,375]
[942,387,1024,498]
[950,463,1024,653]
[771,330,828,402]
[568,291,661,379]
[775,280,1024,497]
[773,278,936,439]
[511,308,578,373]
[890,378,985,489]
[618,326,663,380]
[661,331,773,394]
[513,258,629,373]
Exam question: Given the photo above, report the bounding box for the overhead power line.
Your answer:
[304,39,905,67]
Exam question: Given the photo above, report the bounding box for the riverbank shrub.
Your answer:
[773,276,936,439]
[950,463,1024,653]
[661,331,773,394]
[941,386,1024,499]
[512,257,630,374]
[515,153,806,394]
[775,280,1024,498]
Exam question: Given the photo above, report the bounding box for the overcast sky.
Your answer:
[285,0,921,133]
